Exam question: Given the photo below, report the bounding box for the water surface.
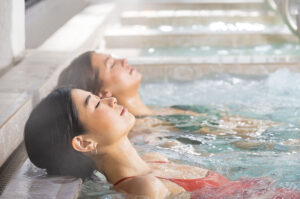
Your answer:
[79,69,300,198]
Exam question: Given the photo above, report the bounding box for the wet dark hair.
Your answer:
[24,87,95,179]
[57,51,101,94]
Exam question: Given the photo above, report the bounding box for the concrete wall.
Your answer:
[25,0,87,48]
[0,0,25,70]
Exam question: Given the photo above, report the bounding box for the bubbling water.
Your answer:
[79,69,300,198]
[138,69,300,189]
[141,69,300,121]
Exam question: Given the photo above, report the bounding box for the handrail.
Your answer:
[266,0,278,11]
[267,0,300,38]
[279,0,298,34]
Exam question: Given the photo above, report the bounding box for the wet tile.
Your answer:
[1,160,82,199]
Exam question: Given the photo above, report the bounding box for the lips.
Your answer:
[120,106,127,116]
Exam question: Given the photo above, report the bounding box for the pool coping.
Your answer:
[0,158,82,199]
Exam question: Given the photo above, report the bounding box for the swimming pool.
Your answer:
[79,69,300,198]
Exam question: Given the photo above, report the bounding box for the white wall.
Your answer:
[25,0,87,48]
[0,0,25,70]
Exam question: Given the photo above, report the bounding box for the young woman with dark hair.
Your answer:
[57,52,275,139]
[24,87,299,199]
[24,87,95,178]
[57,51,199,116]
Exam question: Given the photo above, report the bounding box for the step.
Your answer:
[104,47,300,81]
[125,57,300,81]
[1,158,82,199]
[121,10,281,26]
[104,25,298,48]
[107,43,300,58]
[119,0,267,11]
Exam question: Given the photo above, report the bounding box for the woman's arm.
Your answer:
[134,107,276,138]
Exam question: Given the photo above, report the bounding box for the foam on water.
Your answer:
[140,69,300,120]
[138,69,300,189]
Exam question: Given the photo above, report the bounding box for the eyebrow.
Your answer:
[84,95,91,106]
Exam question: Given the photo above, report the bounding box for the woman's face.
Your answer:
[72,89,135,145]
[91,52,142,96]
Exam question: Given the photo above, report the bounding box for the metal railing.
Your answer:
[267,0,300,37]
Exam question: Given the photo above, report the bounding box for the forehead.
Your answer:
[91,52,110,65]
[71,89,91,107]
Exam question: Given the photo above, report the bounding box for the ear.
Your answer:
[72,135,97,153]
[98,90,112,99]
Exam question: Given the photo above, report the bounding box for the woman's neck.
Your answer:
[94,137,151,184]
[116,93,153,116]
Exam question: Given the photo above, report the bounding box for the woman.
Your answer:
[57,51,275,139]
[57,51,204,116]
[24,88,299,198]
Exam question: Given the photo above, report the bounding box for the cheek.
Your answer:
[113,70,128,83]
[112,71,139,89]
[100,71,127,89]
[98,111,125,133]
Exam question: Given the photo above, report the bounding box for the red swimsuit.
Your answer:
[114,161,229,191]
[114,161,300,199]
[114,170,229,191]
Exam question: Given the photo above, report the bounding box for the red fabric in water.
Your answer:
[191,178,300,199]
[114,171,229,191]
[113,161,300,198]
[157,171,230,191]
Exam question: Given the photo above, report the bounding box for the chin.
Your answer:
[132,73,142,90]
[125,114,135,133]
[129,114,136,129]
[137,72,142,82]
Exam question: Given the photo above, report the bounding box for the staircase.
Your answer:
[101,0,300,82]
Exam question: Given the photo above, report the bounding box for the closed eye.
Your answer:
[106,57,115,69]
[95,101,100,109]
[110,60,115,69]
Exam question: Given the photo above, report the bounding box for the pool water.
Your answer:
[141,43,300,57]
[79,69,300,198]
[138,69,300,185]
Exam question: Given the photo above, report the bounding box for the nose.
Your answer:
[103,97,117,108]
[122,58,128,66]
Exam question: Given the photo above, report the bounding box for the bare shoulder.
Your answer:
[141,152,169,162]
[153,107,202,116]
[134,116,167,129]
[116,174,169,199]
